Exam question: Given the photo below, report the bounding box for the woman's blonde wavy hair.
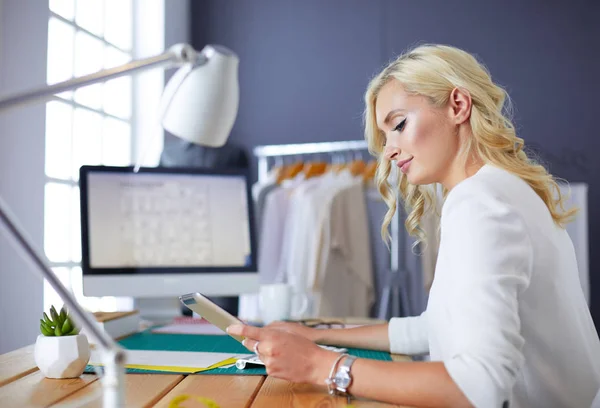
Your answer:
[364,44,577,245]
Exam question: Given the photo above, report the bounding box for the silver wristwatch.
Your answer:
[332,355,357,396]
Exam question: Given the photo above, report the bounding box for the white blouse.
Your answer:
[388,164,600,408]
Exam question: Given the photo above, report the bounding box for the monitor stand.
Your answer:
[134,297,186,325]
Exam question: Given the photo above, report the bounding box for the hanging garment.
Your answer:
[364,182,434,319]
[238,175,306,321]
[364,190,391,317]
[252,171,278,244]
[311,177,375,318]
[276,174,335,316]
[560,182,589,304]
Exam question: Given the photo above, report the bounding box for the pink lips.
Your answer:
[397,158,413,173]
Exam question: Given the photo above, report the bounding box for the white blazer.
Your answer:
[389,164,600,408]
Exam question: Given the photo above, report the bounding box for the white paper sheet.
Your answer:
[89,349,251,369]
[151,323,226,335]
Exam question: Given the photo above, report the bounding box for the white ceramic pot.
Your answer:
[34,334,91,379]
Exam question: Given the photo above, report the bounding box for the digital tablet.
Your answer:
[179,292,246,343]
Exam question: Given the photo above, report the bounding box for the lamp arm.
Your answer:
[0,193,126,407]
[0,43,205,113]
[0,195,117,349]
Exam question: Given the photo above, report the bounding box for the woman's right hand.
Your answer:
[265,321,319,343]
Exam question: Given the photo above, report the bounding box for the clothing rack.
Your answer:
[254,140,369,183]
[253,140,411,319]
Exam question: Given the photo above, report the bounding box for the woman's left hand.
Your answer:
[227,324,338,385]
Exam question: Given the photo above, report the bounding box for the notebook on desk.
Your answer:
[88,348,251,373]
[83,329,392,375]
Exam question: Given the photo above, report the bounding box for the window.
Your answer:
[44,0,134,313]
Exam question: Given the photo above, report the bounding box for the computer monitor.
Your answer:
[79,165,259,319]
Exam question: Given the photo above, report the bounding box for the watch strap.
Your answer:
[339,355,357,375]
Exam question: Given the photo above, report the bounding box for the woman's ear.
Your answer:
[448,87,472,125]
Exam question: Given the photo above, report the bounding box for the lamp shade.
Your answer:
[161,45,239,147]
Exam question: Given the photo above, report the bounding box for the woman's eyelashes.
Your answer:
[394,118,406,132]
[382,118,406,147]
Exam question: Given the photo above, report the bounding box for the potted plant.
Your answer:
[34,305,91,379]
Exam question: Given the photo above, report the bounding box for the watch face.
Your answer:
[334,372,351,389]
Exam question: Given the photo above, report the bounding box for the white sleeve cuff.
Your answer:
[388,313,429,355]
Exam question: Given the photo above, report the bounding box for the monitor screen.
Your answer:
[79,166,258,298]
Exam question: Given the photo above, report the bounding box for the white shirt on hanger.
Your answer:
[311,173,375,317]
[256,174,307,284]
[296,172,354,288]
[388,164,600,408]
[238,173,303,321]
[279,172,346,316]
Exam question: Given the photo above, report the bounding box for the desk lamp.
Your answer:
[0,43,239,407]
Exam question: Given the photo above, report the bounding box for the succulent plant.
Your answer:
[40,305,79,336]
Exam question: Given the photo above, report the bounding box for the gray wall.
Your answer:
[0,0,48,355]
[189,0,600,324]
[164,0,190,85]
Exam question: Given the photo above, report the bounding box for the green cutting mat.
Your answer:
[84,329,391,375]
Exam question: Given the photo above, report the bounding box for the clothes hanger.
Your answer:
[286,161,305,179]
[330,152,346,173]
[346,149,366,176]
[271,156,285,179]
[304,161,328,179]
[362,160,378,183]
[329,150,350,173]
[275,156,289,184]
[349,159,367,176]
[276,155,304,184]
[303,153,328,179]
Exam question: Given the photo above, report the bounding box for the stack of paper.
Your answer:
[89,349,252,373]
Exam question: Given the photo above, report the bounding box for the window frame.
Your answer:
[44,0,138,312]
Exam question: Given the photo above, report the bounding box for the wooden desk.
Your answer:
[0,343,411,407]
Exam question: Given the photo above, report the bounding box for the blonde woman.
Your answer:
[228,44,600,407]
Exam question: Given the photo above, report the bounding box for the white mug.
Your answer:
[258,283,308,325]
